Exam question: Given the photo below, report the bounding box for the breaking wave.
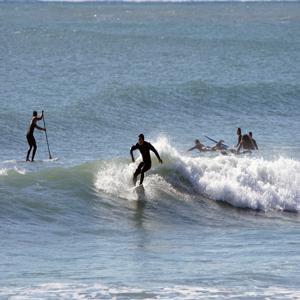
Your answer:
[1,137,300,212]
[95,137,300,211]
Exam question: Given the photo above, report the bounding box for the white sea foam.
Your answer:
[95,159,140,200]
[95,137,300,212]
[0,168,8,176]
[0,167,26,176]
[13,166,27,175]
[1,282,300,299]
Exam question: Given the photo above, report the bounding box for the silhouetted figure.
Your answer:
[26,111,46,162]
[237,134,254,154]
[249,132,258,150]
[130,134,163,186]
[236,127,242,148]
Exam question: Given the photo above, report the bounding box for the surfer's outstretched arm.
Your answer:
[130,144,138,162]
[149,143,163,163]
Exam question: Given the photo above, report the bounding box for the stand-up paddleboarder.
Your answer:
[26,111,46,162]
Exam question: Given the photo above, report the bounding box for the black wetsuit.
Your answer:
[26,120,37,161]
[130,141,161,185]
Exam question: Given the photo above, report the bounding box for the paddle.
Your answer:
[204,135,229,149]
[42,111,52,159]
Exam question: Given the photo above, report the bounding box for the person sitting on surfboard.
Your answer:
[26,111,46,162]
[249,132,258,150]
[130,134,163,186]
[188,139,210,152]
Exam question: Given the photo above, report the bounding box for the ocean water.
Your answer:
[1,1,300,299]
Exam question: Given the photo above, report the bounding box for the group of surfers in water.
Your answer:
[26,111,258,187]
[187,127,258,155]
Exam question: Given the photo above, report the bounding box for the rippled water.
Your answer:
[1,2,300,299]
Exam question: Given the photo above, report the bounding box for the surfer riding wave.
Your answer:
[130,134,163,186]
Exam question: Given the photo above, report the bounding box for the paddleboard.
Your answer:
[2,157,59,164]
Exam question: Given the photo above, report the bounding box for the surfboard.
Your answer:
[130,184,144,192]
[43,157,59,162]
[129,184,145,199]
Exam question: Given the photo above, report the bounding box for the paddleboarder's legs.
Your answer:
[26,134,37,162]
[133,162,151,186]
